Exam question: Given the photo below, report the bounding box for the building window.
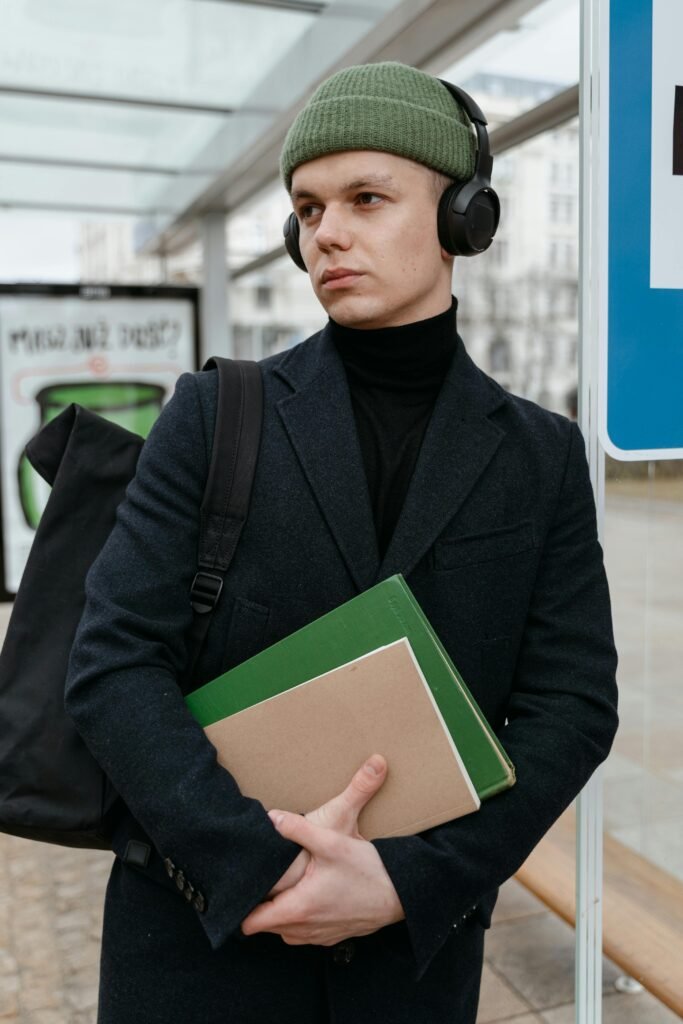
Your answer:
[550,195,575,224]
[489,336,511,373]
[255,284,272,309]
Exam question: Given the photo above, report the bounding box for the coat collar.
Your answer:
[273,323,507,590]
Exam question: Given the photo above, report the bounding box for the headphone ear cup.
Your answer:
[283,213,307,272]
[437,182,500,257]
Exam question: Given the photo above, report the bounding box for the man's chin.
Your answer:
[318,291,383,329]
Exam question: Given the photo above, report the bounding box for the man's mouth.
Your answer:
[321,269,364,289]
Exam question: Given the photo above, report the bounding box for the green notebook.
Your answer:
[186,574,515,801]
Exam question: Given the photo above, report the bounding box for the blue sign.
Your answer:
[602,0,683,458]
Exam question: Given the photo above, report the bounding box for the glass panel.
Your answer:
[454,114,580,418]
[0,212,81,281]
[0,0,315,108]
[232,252,325,352]
[604,463,683,870]
[0,161,213,215]
[603,458,683,1011]
[440,0,579,124]
[0,95,231,172]
[228,183,293,270]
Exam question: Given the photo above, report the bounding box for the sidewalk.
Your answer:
[0,830,679,1023]
[0,833,109,1023]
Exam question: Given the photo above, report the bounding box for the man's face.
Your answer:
[290,150,453,329]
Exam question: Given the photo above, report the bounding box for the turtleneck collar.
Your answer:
[329,296,458,392]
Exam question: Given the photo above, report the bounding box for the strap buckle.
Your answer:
[190,571,224,614]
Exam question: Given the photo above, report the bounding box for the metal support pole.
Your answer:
[576,0,605,1021]
[200,212,231,363]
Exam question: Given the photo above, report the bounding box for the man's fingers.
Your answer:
[241,888,299,935]
[270,810,337,855]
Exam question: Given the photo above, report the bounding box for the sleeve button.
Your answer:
[192,891,206,913]
[175,869,186,891]
[163,857,175,879]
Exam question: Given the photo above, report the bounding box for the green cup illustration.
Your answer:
[19,380,166,530]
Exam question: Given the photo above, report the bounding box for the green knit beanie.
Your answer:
[279,61,476,192]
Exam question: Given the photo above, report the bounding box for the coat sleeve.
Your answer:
[372,420,619,981]
[64,371,302,952]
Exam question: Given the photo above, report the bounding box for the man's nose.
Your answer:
[314,205,352,251]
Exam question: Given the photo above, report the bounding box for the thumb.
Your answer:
[338,754,388,816]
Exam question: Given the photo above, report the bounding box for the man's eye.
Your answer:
[300,205,320,220]
[357,193,382,206]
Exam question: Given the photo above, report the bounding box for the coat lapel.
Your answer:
[375,337,507,582]
[273,324,508,592]
[274,327,380,592]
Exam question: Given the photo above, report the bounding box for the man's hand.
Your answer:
[266,754,388,897]
[241,810,405,946]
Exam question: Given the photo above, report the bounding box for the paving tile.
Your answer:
[477,963,531,1022]
[23,1011,69,1024]
[481,1017,544,1024]
[17,981,64,1014]
[0,971,20,1019]
[492,880,547,924]
[484,912,620,1011]
[540,989,682,1023]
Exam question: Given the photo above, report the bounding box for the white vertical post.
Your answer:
[576,0,605,1022]
[201,212,231,363]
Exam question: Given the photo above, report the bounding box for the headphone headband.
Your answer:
[437,78,493,183]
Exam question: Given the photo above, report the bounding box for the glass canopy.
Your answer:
[0,0,402,222]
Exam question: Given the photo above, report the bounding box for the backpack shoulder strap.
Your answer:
[183,356,263,691]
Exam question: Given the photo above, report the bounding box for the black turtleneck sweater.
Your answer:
[329,297,458,560]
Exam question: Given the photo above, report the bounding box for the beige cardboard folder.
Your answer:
[204,637,480,839]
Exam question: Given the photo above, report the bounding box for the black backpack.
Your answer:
[0,357,262,850]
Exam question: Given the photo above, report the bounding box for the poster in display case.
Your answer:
[0,284,200,598]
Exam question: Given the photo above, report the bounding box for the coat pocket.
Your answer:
[221,596,270,671]
[434,520,536,570]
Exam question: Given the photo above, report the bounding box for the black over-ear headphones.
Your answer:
[282,78,500,272]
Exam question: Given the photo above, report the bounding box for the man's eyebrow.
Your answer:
[343,174,397,191]
[291,174,398,203]
[290,187,318,203]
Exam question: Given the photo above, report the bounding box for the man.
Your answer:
[65,62,618,1024]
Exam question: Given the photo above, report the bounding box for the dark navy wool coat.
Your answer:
[65,325,618,1024]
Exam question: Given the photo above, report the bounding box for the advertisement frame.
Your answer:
[0,282,200,601]
[599,0,683,460]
